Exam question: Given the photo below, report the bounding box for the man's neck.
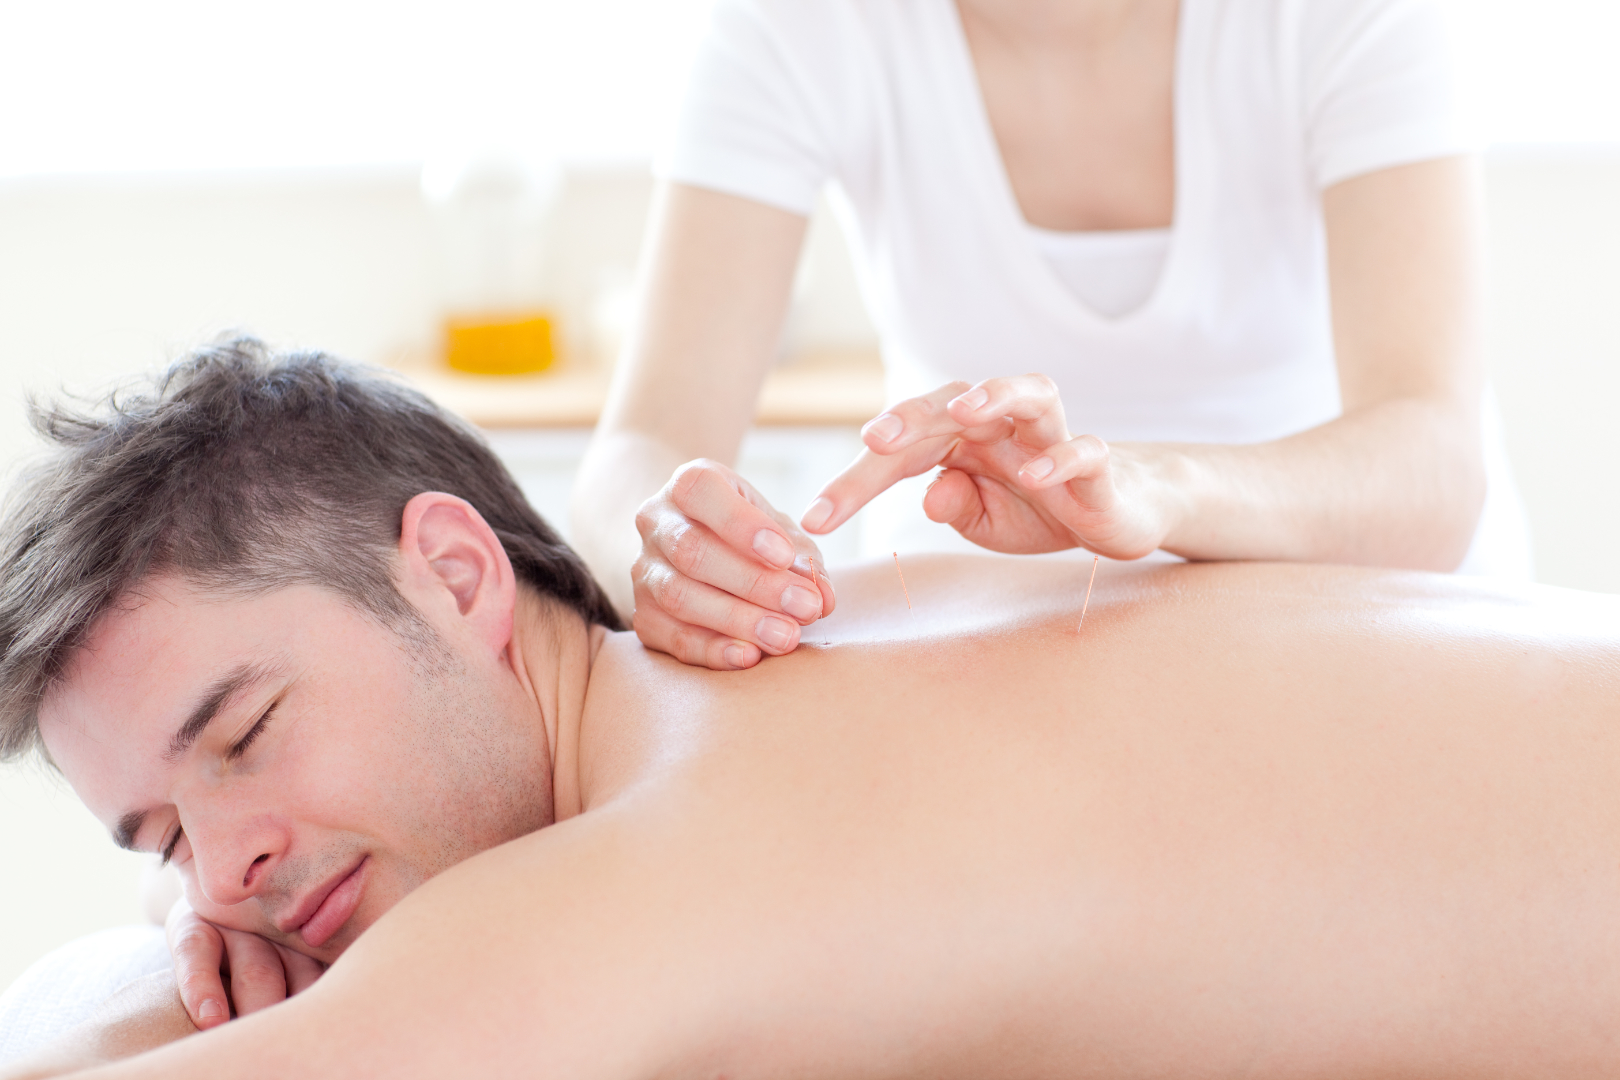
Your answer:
[507,588,606,824]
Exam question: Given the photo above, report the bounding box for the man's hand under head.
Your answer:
[633,459,836,669]
[802,375,1180,560]
[166,900,324,1030]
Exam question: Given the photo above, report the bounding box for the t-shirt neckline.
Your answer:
[938,0,1195,326]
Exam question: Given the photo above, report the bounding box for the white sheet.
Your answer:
[0,925,171,1065]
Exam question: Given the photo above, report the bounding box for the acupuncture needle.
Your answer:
[892,551,913,611]
[1077,554,1099,632]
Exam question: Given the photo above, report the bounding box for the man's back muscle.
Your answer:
[556,557,1620,1077]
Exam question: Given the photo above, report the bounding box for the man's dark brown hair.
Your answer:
[0,337,623,761]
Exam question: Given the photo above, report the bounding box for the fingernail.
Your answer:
[1023,456,1055,480]
[199,998,227,1022]
[801,496,834,533]
[863,413,903,444]
[956,387,989,411]
[756,616,795,651]
[781,584,821,621]
[723,643,753,668]
[752,529,794,567]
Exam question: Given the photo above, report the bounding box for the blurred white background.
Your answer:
[1,0,1617,994]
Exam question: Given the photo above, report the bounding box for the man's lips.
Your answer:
[277,857,368,950]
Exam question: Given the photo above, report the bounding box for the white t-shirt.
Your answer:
[663,0,1532,577]
[1028,227,1174,320]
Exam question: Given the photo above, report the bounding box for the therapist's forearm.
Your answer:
[1126,394,1484,571]
[571,183,809,620]
[1137,157,1488,571]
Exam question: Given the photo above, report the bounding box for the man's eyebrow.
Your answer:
[162,661,283,765]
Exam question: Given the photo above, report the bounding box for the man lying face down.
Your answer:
[4,341,1620,1080]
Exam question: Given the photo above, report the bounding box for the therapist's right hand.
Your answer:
[633,459,836,669]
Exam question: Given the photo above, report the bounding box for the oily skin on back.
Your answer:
[65,556,1620,1079]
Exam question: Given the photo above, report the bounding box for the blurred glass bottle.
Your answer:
[422,155,562,375]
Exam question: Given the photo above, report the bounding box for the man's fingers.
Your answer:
[219,929,290,1017]
[275,943,326,997]
[165,902,229,1030]
[946,374,1071,449]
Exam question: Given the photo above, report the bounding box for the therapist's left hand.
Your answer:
[799,375,1182,560]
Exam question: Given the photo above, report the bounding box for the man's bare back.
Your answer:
[84,556,1620,1080]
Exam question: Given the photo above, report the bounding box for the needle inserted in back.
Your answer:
[893,552,913,611]
[1077,554,1099,631]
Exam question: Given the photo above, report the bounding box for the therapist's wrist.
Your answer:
[1104,441,1200,556]
[572,431,690,621]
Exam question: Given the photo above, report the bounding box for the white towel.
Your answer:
[0,925,171,1065]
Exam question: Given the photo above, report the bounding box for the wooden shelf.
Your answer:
[390,350,886,429]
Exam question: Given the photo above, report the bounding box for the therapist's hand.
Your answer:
[167,899,324,1029]
[633,459,837,669]
[801,375,1180,559]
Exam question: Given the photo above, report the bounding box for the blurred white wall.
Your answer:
[1484,148,1620,593]
[0,0,718,176]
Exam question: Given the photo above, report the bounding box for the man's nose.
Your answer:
[185,811,287,908]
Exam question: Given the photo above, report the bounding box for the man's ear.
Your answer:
[397,492,517,653]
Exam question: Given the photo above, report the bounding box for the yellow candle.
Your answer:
[444,312,558,376]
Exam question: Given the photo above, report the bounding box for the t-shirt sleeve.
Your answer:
[1300,0,1481,189]
[659,0,844,217]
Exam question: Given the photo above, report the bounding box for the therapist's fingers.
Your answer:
[802,436,961,535]
[632,602,757,669]
[1015,433,1112,491]
[166,901,230,1029]
[634,560,803,663]
[946,374,1072,451]
[921,468,984,528]
[765,501,838,620]
[857,382,976,454]
[643,515,825,625]
[860,376,1072,457]
[1006,434,1167,559]
[657,460,800,572]
[924,467,1081,554]
[219,928,291,1017]
[638,462,826,622]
